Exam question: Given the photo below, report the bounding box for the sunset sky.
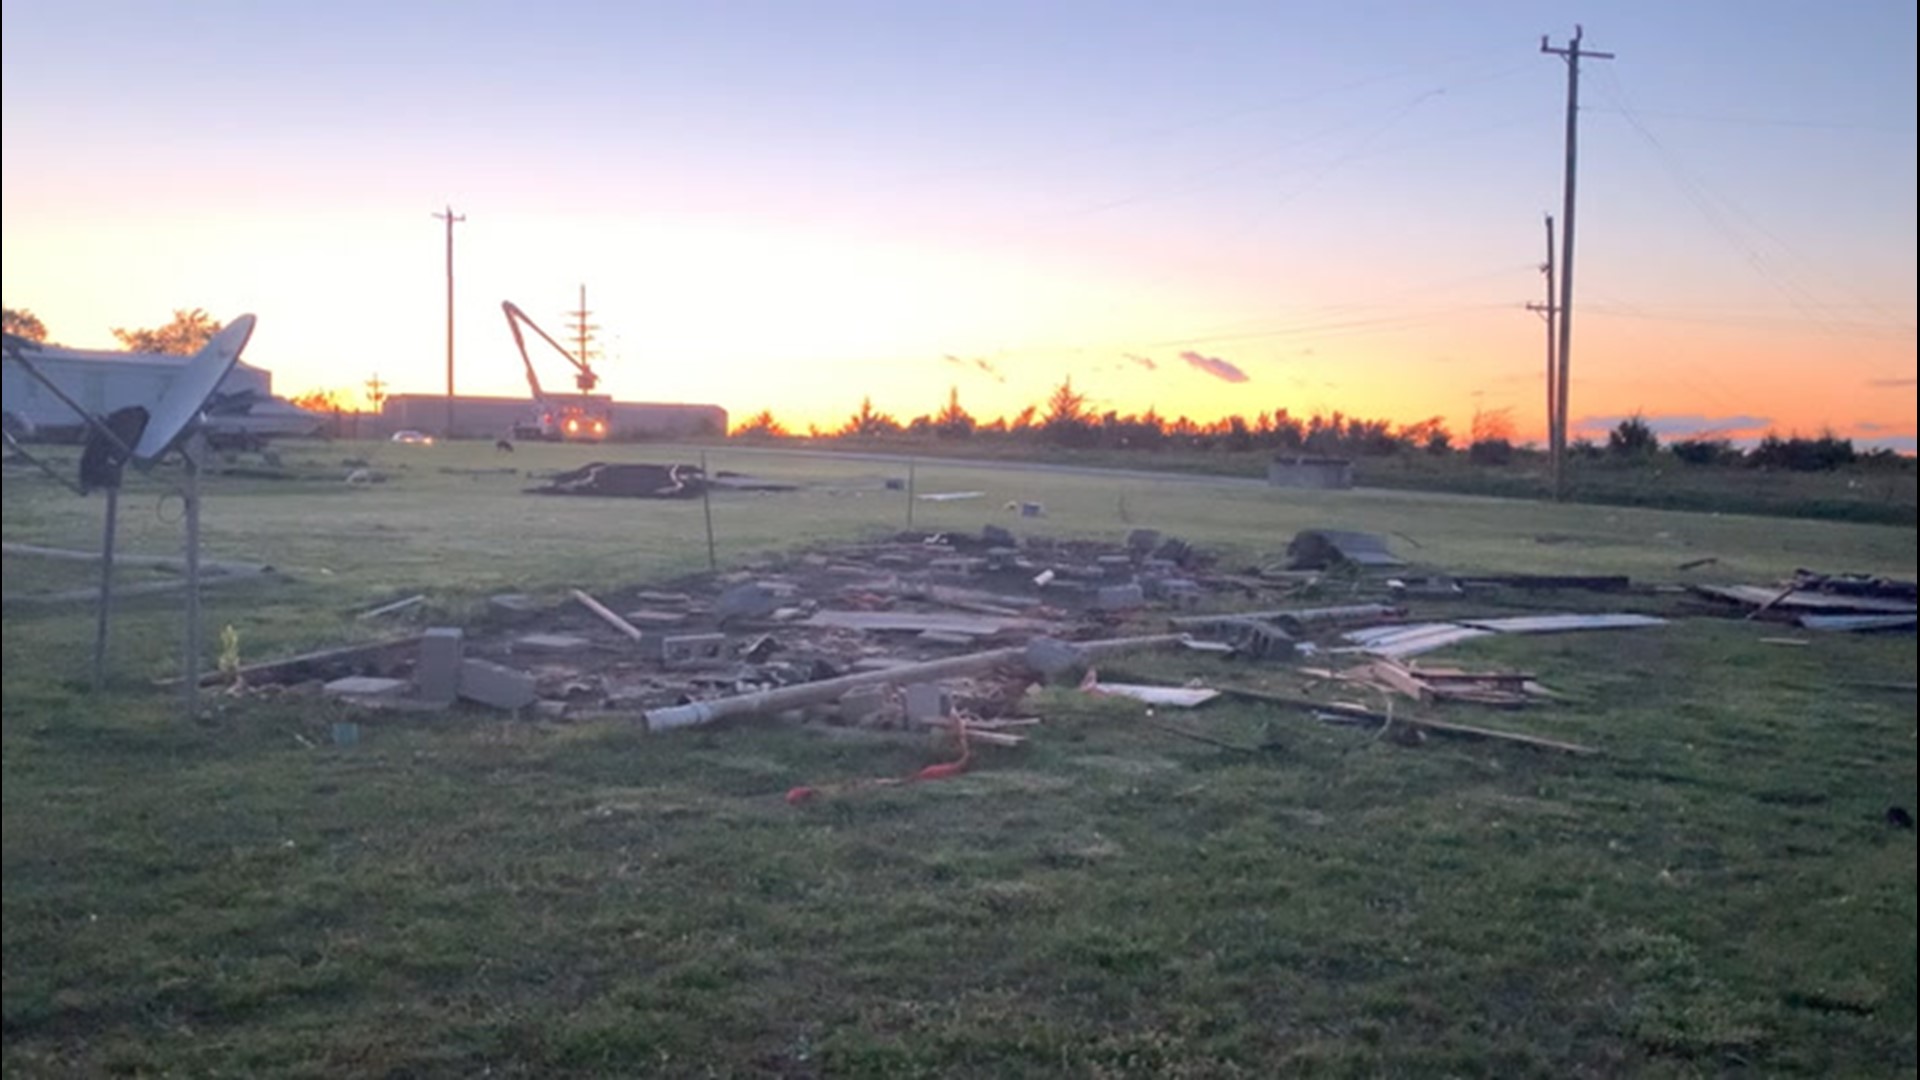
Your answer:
[3,1,1914,448]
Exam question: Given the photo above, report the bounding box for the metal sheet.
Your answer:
[1086,682,1220,707]
[1343,622,1495,658]
[1463,614,1668,634]
[1798,614,1918,632]
[1693,584,1916,615]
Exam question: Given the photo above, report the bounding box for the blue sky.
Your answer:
[3,0,1914,443]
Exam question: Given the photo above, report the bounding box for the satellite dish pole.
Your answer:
[5,319,254,712]
[3,338,146,690]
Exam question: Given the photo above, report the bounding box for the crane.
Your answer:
[501,298,611,441]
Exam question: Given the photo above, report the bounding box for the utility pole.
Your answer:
[565,284,601,387]
[1525,214,1559,468]
[432,205,466,437]
[1541,26,1613,500]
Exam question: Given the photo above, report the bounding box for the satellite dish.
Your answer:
[134,314,256,462]
[78,405,151,493]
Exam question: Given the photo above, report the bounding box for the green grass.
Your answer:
[4,439,1915,1076]
[735,434,1920,526]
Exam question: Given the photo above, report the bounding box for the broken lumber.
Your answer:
[1396,715,1597,756]
[571,588,646,643]
[357,593,426,620]
[1216,684,1595,755]
[643,633,1184,731]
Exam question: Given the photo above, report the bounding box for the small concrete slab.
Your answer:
[459,659,538,710]
[1096,584,1147,611]
[623,608,690,627]
[324,675,409,698]
[515,633,593,652]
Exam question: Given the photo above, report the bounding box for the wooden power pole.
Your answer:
[1541,26,1613,500]
[433,205,466,437]
[1526,214,1558,464]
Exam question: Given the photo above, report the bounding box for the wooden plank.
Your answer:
[1403,716,1597,755]
[1364,661,1433,703]
[1217,684,1595,755]
[571,588,646,643]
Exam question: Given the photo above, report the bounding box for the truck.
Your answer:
[501,298,613,442]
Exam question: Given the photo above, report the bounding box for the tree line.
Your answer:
[731,382,1907,473]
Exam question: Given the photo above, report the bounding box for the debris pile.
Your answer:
[190,525,1911,773]
[529,462,706,498]
[1691,569,1917,632]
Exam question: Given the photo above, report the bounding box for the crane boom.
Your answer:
[501,300,610,441]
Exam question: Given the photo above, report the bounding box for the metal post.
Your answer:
[700,451,718,571]
[181,432,205,718]
[906,459,916,528]
[92,486,118,691]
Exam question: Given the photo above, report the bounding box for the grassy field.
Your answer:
[4,438,1915,1076]
[730,435,1919,526]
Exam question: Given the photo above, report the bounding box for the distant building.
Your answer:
[379,393,727,440]
[1,334,320,445]
[1266,455,1354,490]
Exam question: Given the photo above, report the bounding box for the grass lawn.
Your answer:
[4,438,1915,1076]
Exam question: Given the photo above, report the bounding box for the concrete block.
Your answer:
[981,524,1017,548]
[902,683,953,722]
[1096,554,1134,576]
[1127,529,1162,554]
[661,633,729,669]
[324,675,409,698]
[1096,584,1147,611]
[459,658,537,710]
[516,632,592,652]
[1023,636,1088,679]
[417,627,464,703]
[716,583,777,622]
